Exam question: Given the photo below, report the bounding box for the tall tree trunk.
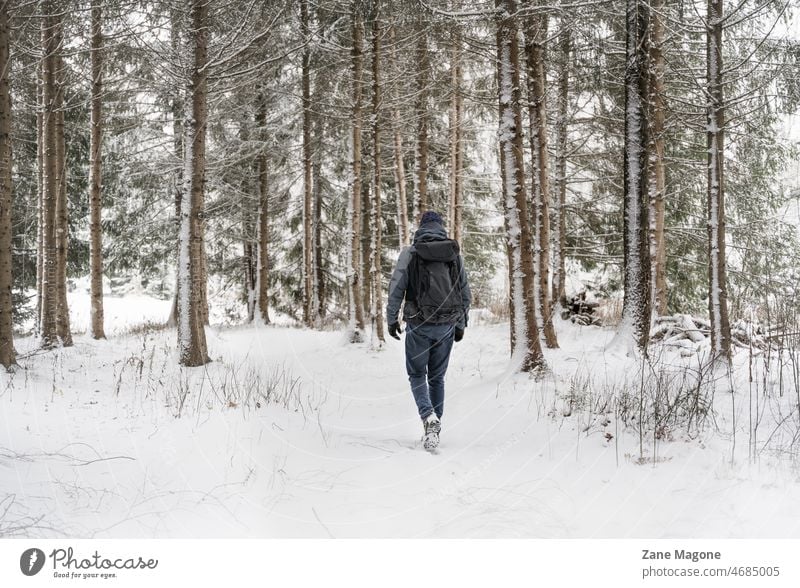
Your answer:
[497,0,545,372]
[551,25,569,309]
[39,4,58,348]
[36,61,44,333]
[648,0,667,317]
[312,107,324,321]
[240,124,256,322]
[500,145,516,354]
[300,0,314,326]
[178,0,210,366]
[448,28,464,243]
[54,51,72,347]
[166,6,183,328]
[348,2,366,342]
[245,239,256,322]
[413,28,429,221]
[523,4,558,349]
[89,0,106,339]
[255,92,270,324]
[707,0,731,359]
[388,27,409,248]
[370,10,384,344]
[0,1,15,368]
[360,179,371,321]
[618,0,651,352]
[198,225,209,326]
[243,182,256,324]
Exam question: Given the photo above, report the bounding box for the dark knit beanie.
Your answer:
[420,211,444,225]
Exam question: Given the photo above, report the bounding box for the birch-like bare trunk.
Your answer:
[447,28,464,243]
[89,1,106,339]
[239,124,256,322]
[551,25,570,308]
[39,4,58,348]
[707,0,731,360]
[243,168,256,324]
[388,27,409,248]
[360,180,371,321]
[54,51,72,347]
[497,0,545,372]
[648,0,667,317]
[348,3,366,342]
[619,0,651,352]
[36,63,44,334]
[166,6,183,328]
[523,4,558,349]
[392,129,409,245]
[312,123,325,323]
[178,0,210,366]
[198,224,208,326]
[370,11,384,344]
[301,0,314,326]
[0,1,15,367]
[413,28,429,220]
[255,92,270,324]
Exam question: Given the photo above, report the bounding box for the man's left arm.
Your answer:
[456,254,471,331]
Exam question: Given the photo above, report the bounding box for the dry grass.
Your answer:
[121,321,171,336]
[596,298,623,327]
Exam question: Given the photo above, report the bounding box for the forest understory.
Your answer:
[3,291,800,538]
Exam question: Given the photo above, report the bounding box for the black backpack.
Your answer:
[407,239,464,324]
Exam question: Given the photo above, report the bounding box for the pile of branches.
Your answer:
[650,314,770,353]
[560,292,601,326]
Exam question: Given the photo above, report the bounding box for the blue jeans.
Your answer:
[405,322,455,420]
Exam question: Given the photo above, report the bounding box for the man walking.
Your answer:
[386,211,471,451]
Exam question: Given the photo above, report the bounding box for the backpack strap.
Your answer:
[450,254,461,288]
[405,250,420,318]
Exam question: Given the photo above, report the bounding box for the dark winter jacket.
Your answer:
[386,222,471,330]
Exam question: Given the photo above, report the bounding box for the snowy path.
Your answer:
[3,317,800,538]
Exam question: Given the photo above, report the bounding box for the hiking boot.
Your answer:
[423,413,441,451]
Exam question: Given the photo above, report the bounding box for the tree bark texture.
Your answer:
[706,0,732,359]
[0,2,15,367]
[177,0,210,366]
[166,5,183,328]
[523,4,558,349]
[348,3,366,341]
[413,28,429,221]
[255,92,270,324]
[497,0,545,372]
[301,0,314,326]
[388,26,409,248]
[89,0,106,339]
[36,61,44,333]
[39,3,59,349]
[370,12,384,344]
[648,0,667,317]
[448,28,464,243]
[54,50,72,347]
[620,0,652,352]
[551,25,570,309]
[312,108,324,322]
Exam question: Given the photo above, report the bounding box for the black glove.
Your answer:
[454,327,465,342]
[388,322,402,340]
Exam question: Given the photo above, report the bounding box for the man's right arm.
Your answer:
[386,247,412,325]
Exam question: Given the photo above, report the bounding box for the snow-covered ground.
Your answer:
[3,292,800,538]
